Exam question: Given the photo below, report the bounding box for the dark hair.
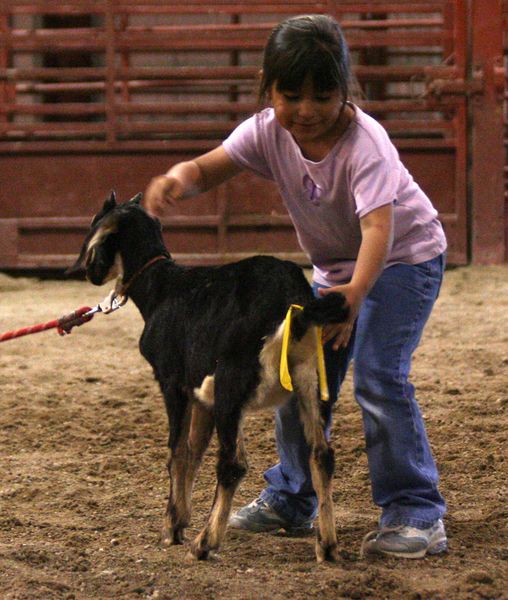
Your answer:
[259,15,352,102]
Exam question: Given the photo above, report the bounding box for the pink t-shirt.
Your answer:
[223,105,447,286]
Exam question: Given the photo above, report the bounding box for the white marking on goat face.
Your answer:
[85,223,124,284]
[86,224,114,261]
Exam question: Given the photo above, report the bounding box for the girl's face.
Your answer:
[270,74,344,148]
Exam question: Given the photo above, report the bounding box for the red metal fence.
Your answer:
[0,1,505,268]
[503,0,508,262]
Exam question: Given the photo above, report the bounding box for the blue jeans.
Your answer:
[260,255,447,529]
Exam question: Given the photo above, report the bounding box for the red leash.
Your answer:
[0,305,96,342]
[0,257,162,344]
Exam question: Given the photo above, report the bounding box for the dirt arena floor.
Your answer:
[0,264,506,600]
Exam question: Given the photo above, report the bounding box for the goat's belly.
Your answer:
[192,364,291,412]
[193,319,316,412]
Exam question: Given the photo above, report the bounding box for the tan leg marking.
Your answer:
[190,429,247,560]
[162,400,214,545]
[293,362,338,563]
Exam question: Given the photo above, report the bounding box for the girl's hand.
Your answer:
[143,147,242,218]
[318,284,364,350]
[144,174,183,217]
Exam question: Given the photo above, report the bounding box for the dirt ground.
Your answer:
[0,264,506,600]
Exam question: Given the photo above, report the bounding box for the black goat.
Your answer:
[70,192,349,563]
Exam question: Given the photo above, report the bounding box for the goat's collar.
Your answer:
[117,254,168,298]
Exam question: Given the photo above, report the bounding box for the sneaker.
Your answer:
[228,497,314,536]
[360,519,448,559]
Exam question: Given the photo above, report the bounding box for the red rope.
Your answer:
[0,306,94,343]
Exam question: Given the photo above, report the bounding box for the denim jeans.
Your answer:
[260,254,447,529]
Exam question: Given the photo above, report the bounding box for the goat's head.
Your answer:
[67,191,164,286]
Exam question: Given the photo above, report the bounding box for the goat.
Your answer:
[69,191,349,563]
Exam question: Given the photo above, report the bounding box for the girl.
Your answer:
[144,14,448,559]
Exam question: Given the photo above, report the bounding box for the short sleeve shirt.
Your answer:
[223,105,447,286]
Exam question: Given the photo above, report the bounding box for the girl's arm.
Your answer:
[144,146,242,217]
[319,203,394,350]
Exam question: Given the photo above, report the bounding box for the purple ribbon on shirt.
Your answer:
[303,174,323,206]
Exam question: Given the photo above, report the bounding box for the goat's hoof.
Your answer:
[187,543,210,561]
[316,542,339,563]
[160,528,185,546]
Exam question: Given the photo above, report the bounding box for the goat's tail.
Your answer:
[291,293,349,341]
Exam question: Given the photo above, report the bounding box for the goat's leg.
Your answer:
[294,368,338,563]
[182,401,215,519]
[162,400,215,545]
[189,413,247,560]
[308,433,338,563]
[161,387,192,545]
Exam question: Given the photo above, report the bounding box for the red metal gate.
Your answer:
[503,0,508,262]
[0,1,505,268]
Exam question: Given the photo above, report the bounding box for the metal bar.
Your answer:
[13,64,438,83]
[114,2,445,14]
[470,0,505,263]
[356,65,458,81]
[114,121,236,134]
[114,118,455,135]
[4,1,106,14]
[378,119,454,132]
[12,81,256,93]
[10,211,458,230]
[0,10,8,124]
[133,4,443,15]
[15,215,222,229]
[0,105,453,121]
[114,31,450,51]
[390,138,456,148]
[5,97,445,115]
[0,67,108,80]
[0,139,223,152]
[104,0,117,144]
[360,100,439,111]
[0,138,457,154]
[114,101,256,114]
[4,1,446,15]
[10,251,311,269]
[0,122,107,133]
[0,62,456,87]
[441,0,455,60]
[118,13,131,108]
[0,102,106,115]
[121,18,444,32]
[115,66,258,80]
[1,30,450,52]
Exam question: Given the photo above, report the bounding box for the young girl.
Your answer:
[144,14,448,559]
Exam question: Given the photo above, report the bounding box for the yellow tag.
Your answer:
[279,304,329,402]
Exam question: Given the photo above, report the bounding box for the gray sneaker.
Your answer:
[360,519,448,559]
[228,497,314,536]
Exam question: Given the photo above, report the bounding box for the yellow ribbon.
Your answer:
[279,304,329,402]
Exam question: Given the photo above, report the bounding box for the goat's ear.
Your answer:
[103,190,117,213]
[129,192,143,205]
